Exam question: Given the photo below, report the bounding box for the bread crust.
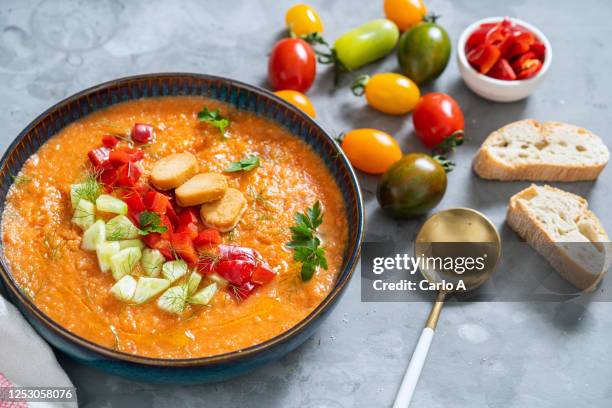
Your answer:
[474,119,609,181]
[507,185,610,291]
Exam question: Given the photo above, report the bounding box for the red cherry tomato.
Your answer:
[412,93,465,148]
[268,38,316,93]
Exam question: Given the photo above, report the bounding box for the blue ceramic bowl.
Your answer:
[0,73,364,383]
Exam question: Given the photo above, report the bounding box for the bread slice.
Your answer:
[507,185,611,291]
[473,119,609,181]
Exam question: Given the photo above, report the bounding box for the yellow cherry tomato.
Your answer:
[341,129,402,174]
[383,0,427,32]
[354,73,420,115]
[275,90,317,118]
[285,4,324,37]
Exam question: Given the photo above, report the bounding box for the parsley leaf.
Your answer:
[287,201,327,281]
[138,211,168,235]
[198,107,230,137]
[224,155,260,172]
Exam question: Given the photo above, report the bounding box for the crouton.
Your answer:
[175,173,228,207]
[200,188,247,232]
[150,153,198,190]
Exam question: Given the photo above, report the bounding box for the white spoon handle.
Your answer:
[392,327,435,408]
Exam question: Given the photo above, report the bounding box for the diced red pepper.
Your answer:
[251,264,277,285]
[488,58,517,81]
[144,191,170,214]
[88,147,111,168]
[128,149,144,162]
[177,208,199,227]
[165,201,179,228]
[109,149,131,165]
[228,282,256,301]
[467,44,501,74]
[142,232,162,248]
[102,135,119,148]
[484,19,512,48]
[218,244,259,262]
[116,162,142,187]
[124,192,146,213]
[99,167,118,187]
[216,260,255,286]
[176,223,198,240]
[131,123,155,143]
[170,232,198,264]
[193,229,222,248]
[512,52,543,79]
[160,214,174,237]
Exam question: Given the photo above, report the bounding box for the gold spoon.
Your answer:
[393,208,502,407]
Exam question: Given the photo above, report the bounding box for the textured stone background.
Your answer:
[1,0,612,407]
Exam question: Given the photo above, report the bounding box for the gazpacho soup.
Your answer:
[2,96,348,359]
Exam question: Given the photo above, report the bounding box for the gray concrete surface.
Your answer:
[1,0,611,406]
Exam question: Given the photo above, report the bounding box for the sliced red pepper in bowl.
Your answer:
[504,31,535,59]
[467,44,501,74]
[488,58,517,80]
[512,52,543,79]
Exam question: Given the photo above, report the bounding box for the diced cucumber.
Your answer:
[81,219,106,251]
[96,241,120,273]
[118,239,145,251]
[106,215,141,240]
[133,277,170,304]
[71,199,95,231]
[209,273,228,287]
[157,285,188,314]
[188,283,218,305]
[161,260,188,283]
[110,247,142,281]
[96,194,128,215]
[70,184,85,209]
[141,248,165,277]
[110,275,137,302]
[186,272,202,295]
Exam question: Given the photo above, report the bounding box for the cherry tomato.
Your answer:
[383,0,427,32]
[412,93,465,148]
[285,3,323,36]
[341,129,402,174]
[274,90,316,118]
[268,38,316,93]
[356,73,420,115]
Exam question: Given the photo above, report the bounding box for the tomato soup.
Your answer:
[2,97,348,359]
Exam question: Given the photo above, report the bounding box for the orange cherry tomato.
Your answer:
[341,129,402,174]
[274,90,316,118]
[354,73,420,115]
[285,4,324,37]
[383,0,427,32]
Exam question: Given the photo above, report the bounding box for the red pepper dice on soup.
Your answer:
[465,19,545,81]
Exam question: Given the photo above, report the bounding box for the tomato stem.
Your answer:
[350,75,370,96]
[432,130,464,155]
[432,155,455,173]
[423,13,441,24]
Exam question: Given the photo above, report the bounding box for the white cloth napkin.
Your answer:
[0,295,77,408]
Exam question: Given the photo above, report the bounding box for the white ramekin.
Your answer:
[457,17,552,103]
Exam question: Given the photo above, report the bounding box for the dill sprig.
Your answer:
[287,201,328,281]
[11,173,33,186]
[73,169,103,204]
[43,231,66,261]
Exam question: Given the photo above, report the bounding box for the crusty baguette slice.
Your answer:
[507,185,611,291]
[473,119,609,181]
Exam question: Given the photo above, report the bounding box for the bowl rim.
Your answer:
[457,16,552,86]
[0,72,365,367]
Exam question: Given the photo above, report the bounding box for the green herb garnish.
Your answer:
[224,155,260,172]
[11,173,32,186]
[72,170,103,204]
[138,211,168,235]
[198,107,230,137]
[287,201,328,281]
